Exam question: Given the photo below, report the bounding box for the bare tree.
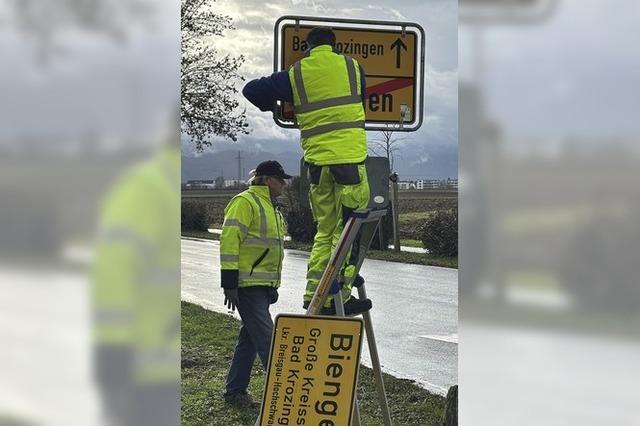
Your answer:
[368,126,409,171]
[181,0,249,151]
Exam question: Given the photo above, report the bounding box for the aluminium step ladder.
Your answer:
[305,206,393,426]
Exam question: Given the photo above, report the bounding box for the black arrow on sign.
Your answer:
[390,37,407,69]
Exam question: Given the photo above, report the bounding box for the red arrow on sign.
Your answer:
[365,78,414,96]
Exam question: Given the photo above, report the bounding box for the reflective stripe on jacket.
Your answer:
[220,185,285,289]
[288,45,367,166]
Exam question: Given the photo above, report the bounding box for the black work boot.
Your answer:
[343,297,372,315]
[303,297,372,316]
[302,300,336,315]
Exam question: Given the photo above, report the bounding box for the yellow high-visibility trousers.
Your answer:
[305,163,369,306]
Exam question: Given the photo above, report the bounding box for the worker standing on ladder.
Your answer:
[243,27,372,315]
[219,160,290,407]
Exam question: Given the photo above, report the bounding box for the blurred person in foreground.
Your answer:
[91,139,180,425]
[243,27,371,315]
[219,160,290,407]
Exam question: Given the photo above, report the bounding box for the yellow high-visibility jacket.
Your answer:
[289,45,367,166]
[92,146,180,384]
[220,185,285,289]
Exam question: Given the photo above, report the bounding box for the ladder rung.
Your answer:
[352,208,387,222]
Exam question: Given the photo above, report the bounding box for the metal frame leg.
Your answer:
[358,285,392,426]
[351,399,362,426]
[333,290,346,317]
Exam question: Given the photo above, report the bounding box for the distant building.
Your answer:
[185,179,215,189]
[224,179,246,188]
[397,178,458,190]
[398,180,426,190]
[423,179,443,189]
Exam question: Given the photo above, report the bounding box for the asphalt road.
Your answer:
[181,238,458,395]
[0,265,100,425]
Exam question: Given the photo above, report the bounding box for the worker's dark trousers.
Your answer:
[95,347,179,425]
[225,286,276,396]
[305,163,369,306]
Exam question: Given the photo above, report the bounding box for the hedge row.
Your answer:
[419,209,458,257]
[181,198,229,231]
[181,189,457,256]
[398,197,458,214]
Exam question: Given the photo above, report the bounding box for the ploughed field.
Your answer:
[182,188,458,238]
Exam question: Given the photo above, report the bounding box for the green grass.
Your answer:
[182,230,219,240]
[283,240,313,252]
[506,270,561,292]
[368,250,458,269]
[398,211,431,223]
[400,239,423,248]
[283,240,457,269]
[182,232,457,269]
[181,302,446,426]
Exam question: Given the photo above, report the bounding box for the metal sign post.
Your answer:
[273,16,425,132]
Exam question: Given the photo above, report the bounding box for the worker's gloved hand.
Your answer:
[353,274,365,288]
[329,279,342,295]
[269,287,279,304]
[224,288,240,312]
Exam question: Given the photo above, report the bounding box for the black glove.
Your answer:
[224,288,239,312]
[269,287,279,304]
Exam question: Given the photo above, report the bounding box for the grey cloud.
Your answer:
[192,0,457,177]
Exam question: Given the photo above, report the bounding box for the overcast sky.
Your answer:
[459,0,640,142]
[0,0,457,160]
[187,0,458,158]
[0,0,179,143]
[3,0,637,149]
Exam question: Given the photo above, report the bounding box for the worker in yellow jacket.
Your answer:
[219,160,290,407]
[243,27,372,316]
[92,145,180,425]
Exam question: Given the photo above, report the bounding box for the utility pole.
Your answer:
[390,104,410,252]
[236,151,243,187]
[390,172,401,252]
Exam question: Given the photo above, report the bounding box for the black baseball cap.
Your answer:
[255,160,292,179]
[307,27,336,49]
